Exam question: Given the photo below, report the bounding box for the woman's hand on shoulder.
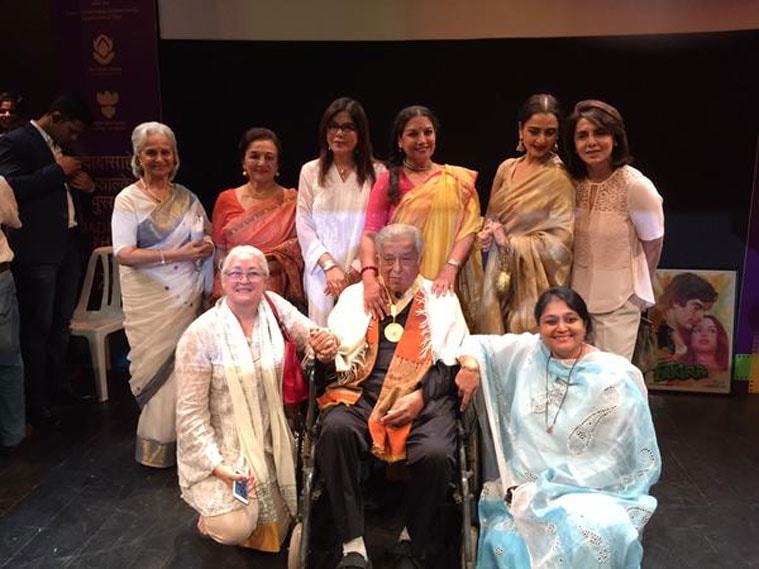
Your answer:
[431,264,457,297]
[362,272,388,320]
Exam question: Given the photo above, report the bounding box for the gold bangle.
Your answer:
[160,250,167,265]
[445,258,460,269]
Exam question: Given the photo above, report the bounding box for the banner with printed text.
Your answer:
[52,0,161,248]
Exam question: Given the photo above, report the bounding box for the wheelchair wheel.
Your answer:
[288,522,304,569]
[461,524,478,569]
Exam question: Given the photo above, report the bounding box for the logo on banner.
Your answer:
[96,91,119,119]
[93,34,116,65]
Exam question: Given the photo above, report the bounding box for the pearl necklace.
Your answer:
[139,179,172,203]
[544,345,585,434]
[403,159,432,172]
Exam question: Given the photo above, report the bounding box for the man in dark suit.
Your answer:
[0,94,95,426]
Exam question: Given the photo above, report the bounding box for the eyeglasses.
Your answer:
[327,122,358,134]
[223,269,265,281]
[379,254,418,267]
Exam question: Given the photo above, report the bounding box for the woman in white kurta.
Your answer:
[457,286,661,569]
[296,97,385,325]
[112,122,214,468]
[175,245,337,550]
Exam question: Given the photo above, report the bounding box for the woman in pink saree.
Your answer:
[211,128,304,308]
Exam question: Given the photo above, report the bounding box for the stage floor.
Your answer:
[2,355,758,568]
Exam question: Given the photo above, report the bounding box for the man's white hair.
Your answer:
[375,223,423,257]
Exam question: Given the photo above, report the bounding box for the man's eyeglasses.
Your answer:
[327,122,358,134]
[379,254,418,267]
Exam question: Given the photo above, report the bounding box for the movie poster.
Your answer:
[646,269,736,394]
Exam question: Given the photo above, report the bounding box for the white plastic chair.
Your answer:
[70,246,125,402]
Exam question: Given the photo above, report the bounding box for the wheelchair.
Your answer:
[287,363,480,569]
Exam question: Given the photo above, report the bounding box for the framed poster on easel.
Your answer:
[646,269,736,394]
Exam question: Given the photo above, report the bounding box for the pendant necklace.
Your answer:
[544,346,585,434]
[382,279,419,343]
[336,162,353,181]
[384,302,404,343]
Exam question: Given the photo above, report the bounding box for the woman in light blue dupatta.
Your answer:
[457,286,660,568]
[112,122,214,468]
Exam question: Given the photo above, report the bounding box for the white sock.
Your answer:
[343,536,368,559]
[398,527,411,542]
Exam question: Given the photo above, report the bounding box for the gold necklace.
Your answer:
[403,159,432,172]
[245,183,279,200]
[544,345,585,434]
[140,179,172,203]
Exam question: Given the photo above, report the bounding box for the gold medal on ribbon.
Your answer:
[384,322,404,343]
[384,301,404,343]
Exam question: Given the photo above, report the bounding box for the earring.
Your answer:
[276,171,280,177]
[552,141,559,152]
[242,170,248,177]
[516,137,525,153]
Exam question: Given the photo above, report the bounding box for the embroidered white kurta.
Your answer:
[462,333,661,569]
[175,293,315,518]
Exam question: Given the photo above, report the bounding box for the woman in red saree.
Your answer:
[211,128,304,307]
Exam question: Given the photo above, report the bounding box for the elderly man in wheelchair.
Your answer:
[312,223,478,569]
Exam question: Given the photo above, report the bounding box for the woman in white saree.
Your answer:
[175,245,337,550]
[111,122,214,468]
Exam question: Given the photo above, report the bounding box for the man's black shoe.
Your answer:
[28,406,63,429]
[54,386,95,405]
[388,541,423,569]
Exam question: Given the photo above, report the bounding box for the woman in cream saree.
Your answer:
[112,122,213,467]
